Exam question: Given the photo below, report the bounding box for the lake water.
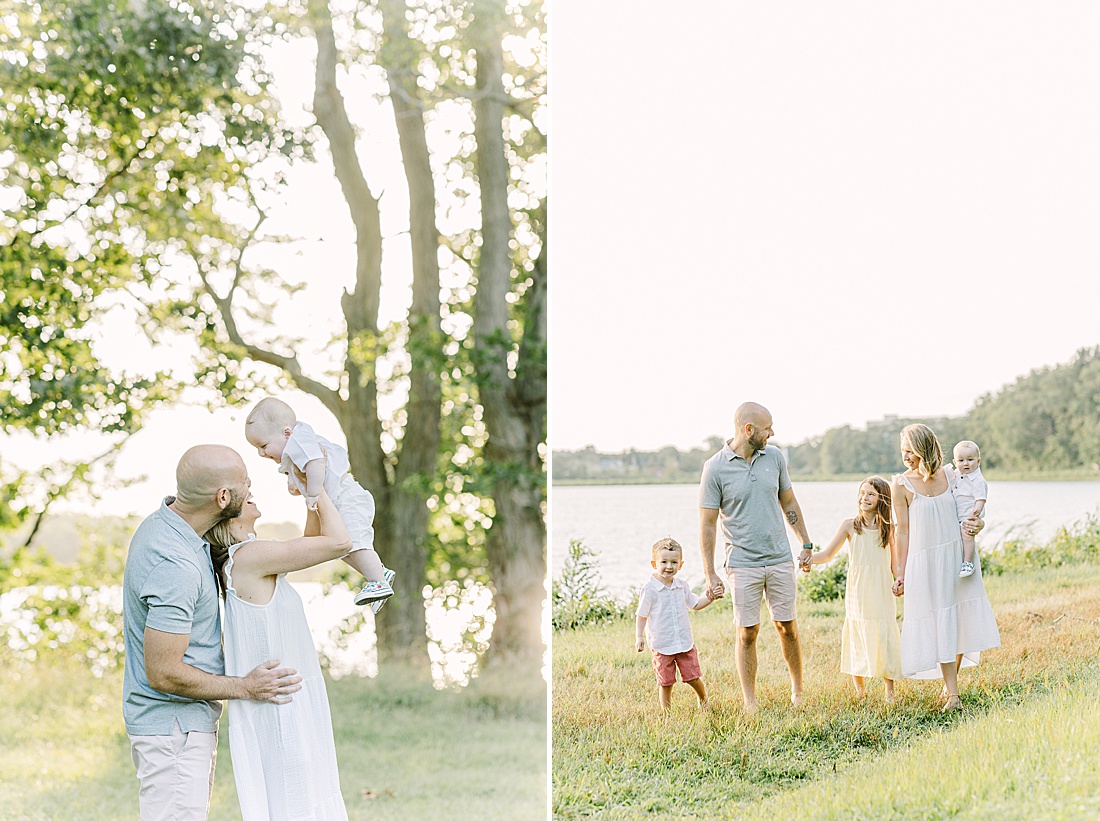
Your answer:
[551,481,1100,597]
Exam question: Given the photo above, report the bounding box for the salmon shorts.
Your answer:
[652,645,702,687]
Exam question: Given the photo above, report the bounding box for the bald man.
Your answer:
[122,445,303,821]
[699,403,814,713]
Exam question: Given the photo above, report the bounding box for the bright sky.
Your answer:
[551,2,1100,452]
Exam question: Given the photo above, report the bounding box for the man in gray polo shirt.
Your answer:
[123,444,303,821]
[700,402,814,713]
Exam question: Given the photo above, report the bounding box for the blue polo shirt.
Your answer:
[122,498,223,734]
[699,442,793,568]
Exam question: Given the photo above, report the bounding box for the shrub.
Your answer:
[799,553,848,602]
[982,512,1100,576]
[552,540,634,631]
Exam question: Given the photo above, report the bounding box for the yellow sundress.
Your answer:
[840,526,902,680]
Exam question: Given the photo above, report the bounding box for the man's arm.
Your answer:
[144,627,303,704]
[778,486,813,569]
[699,507,724,598]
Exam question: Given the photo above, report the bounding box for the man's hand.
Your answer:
[240,660,303,704]
[706,571,725,600]
[798,546,813,572]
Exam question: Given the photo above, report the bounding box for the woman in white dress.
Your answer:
[205,490,352,820]
[891,424,1000,711]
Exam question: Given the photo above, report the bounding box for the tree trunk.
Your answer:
[471,6,547,672]
[310,0,440,659]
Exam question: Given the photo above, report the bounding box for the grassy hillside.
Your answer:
[553,564,1100,819]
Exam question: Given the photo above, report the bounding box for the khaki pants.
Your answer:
[129,721,217,821]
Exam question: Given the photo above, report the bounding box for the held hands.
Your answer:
[705,572,725,600]
[892,577,905,598]
[798,547,814,573]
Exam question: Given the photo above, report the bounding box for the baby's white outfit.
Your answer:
[222,535,349,820]
[951,466,988,523]
[280,421,375,554]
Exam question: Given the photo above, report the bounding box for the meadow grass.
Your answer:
[552,563,1100,819]
[0,661,546,820]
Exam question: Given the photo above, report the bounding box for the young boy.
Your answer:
[952,440,988,578]
[635,537,715,710]
[245,397,395,611]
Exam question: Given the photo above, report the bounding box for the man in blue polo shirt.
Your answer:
[123,444,303,820]
[699,402,815,714]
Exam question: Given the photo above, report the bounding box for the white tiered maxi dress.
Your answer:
[897,470,1001,680]
[223,537,348,821]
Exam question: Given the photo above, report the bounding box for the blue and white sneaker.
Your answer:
[370,569,397,614]
[354,571,394,607]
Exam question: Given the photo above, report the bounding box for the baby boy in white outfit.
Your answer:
[245,397,395,611]
[952,440,988,579]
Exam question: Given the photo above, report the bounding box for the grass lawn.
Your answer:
[0,661,546,820]
[552,563,1100,820]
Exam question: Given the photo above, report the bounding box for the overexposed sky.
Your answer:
[551,2,1100,452]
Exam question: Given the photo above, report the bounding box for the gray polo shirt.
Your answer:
[122,498,223,734]
[699,442,793,568]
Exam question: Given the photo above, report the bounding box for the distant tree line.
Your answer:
[554,347,1100,482]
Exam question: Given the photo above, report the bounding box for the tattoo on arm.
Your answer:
[786,510,798,525]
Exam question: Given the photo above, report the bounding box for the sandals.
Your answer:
[942,693,961,712]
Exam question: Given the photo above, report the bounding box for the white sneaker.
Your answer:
[959,561,975,578]
[354,575,394,606]
[370,569,397,614]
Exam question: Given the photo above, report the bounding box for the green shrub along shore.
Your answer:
[553,518,1100,820]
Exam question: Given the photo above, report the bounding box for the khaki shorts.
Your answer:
[726,561,798,627]
[129,721,217,821]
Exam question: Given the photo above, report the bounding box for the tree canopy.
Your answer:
[1,0,547,672]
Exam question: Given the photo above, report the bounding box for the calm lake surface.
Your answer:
[551,481,1100,597]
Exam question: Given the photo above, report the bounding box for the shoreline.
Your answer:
[553,470,1100,487]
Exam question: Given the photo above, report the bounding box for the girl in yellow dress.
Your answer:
[808,476,902,702]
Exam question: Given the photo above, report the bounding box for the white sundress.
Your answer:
[897,470,1001,680]
[222,536,349,821]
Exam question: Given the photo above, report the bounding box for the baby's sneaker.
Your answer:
[354,572,394,607]
[370,569,397,614]
[959,561,975,578]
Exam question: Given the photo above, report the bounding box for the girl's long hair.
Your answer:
[901,423,942,482]
[204,519,236,599]
[852,475,894,550]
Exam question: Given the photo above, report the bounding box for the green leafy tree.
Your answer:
[0,0,299,528]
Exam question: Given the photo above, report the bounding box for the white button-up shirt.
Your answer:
[636,576,702,655]
[952,466,988,521]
